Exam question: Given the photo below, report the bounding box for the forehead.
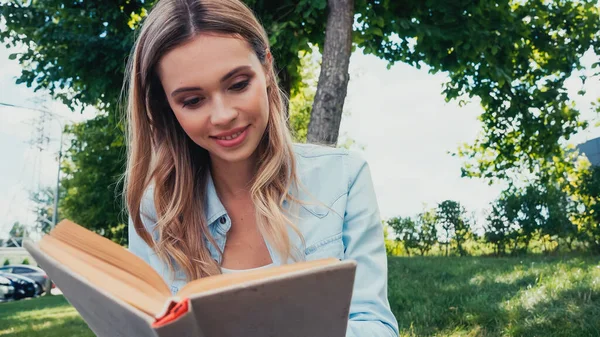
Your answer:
[157,34,259,89]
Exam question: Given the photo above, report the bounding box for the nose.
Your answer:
[209,94,238,126]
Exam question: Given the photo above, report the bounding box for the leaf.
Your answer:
[315,0,327,10]
[371,27,383,37]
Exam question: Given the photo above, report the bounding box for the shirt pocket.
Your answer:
[299,191,346,220]
[304,232,344,261]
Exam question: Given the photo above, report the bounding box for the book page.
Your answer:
[40,235,169,316]
[50,219,171,296]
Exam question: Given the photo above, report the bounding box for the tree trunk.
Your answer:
[306,0,354,146]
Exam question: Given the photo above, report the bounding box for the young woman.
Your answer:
[124,0,399,335]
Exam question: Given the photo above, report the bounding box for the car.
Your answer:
[0,275,15,301]
[0,265,51,294]
[0,272,37,300]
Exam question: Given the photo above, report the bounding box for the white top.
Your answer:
[220,263,274,274]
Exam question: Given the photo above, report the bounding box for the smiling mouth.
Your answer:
[210,125,250,141]
[215,130,244,141]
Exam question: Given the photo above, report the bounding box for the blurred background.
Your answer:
[0,0,599,336]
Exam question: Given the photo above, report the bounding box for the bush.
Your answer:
[3,258,9,266]
[22,258,30,265]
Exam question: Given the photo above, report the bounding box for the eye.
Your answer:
[182,97,204,108]
[229,79,250,92]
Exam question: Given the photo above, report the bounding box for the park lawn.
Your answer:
[0,295,93,337]
[388,255,600,336]
[1,255,599,337]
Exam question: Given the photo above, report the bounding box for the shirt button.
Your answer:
[219,216,227,224]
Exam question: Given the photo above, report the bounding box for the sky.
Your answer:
[0,39,599,239]
[0,42,96,239]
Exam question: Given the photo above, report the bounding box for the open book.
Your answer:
[24,220,357,337]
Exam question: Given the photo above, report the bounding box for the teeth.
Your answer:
[217,130,242,140]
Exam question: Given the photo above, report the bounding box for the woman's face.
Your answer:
[157,34,270,166]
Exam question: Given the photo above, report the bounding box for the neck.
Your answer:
[210,154,257,198]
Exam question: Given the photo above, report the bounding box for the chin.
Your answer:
[209,143,259,164]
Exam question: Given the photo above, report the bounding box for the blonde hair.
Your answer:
[123,0,303,281]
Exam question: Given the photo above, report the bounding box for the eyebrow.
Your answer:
[170,65,252,97]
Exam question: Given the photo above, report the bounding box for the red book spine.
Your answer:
[152,298,190,328]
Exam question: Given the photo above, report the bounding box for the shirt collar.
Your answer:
[203,165,297,225]
[204,172,227,225]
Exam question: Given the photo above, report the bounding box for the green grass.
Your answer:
[388,255,600,336]
[1,255,599,336]
[0,295,93,337]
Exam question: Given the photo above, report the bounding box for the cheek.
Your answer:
[249,84,270,122]
[169,106,209,140]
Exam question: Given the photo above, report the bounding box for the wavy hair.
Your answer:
[123,0,303,281]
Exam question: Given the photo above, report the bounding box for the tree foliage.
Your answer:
[353,0,600,182]
[484,173,587,255]
[2,0,600,243]
[30,186,58,235]
[3,0,598,175]
[0,0,329,112]
[436,200,470,256]
[387,163,600,257]
[387,216,420,256]
[6,222,27,247]
[484,203,514,255]
[0,0,143,113]
[288,47,320,143]
[576,165,600,252]
[414,210,438,256]
[60,114,127,244]
[0,0,329,243]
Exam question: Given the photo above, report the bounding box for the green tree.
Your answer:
[454,215,471,256]
[3,0,599,172]
[0,0,329,114]
[289,47,320,143]
[484,200,515,256]
[541,183,578,251]
[436,200,470,256]
[30,186,58,234]
[3,0,600,240]
[414,209,438,256]
[496,183,574,254]
[382,224,398,256]
[0,0,329,243]
[354,0,600,182]
[577,165,600,252]
[387,216,420,256]
[60,114,127,245]
[8,221,26,238]
[511,186,546,253]
[7,222,27,247]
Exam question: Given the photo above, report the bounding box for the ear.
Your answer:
[264,48,274,88]
[265,48,273,64]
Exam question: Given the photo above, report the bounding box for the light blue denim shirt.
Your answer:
[128,143,399,337]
